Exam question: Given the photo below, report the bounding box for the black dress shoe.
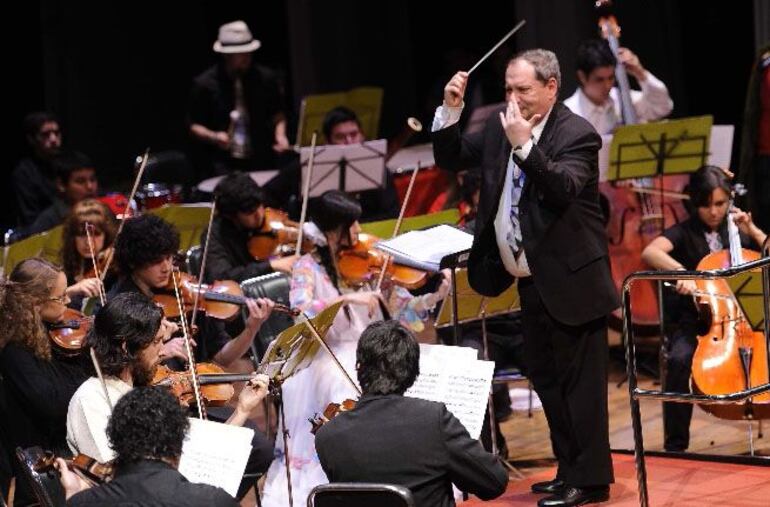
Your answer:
[531,478,565,494]
[537,486,610,507]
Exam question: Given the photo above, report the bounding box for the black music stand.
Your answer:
[300,140,387,197]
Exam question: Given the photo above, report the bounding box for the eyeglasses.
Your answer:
[48,293,70,305]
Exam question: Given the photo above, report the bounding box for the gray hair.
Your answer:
[510,49,561,90]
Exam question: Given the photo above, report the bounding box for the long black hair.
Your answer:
[687,165,732,210]
[309,190,362,288]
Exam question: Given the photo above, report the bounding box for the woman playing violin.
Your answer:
[202,172,298,284]
[109,214,274,367]
[60,198,118,310]
[641,165,767,451]
[0,257,91,505]
[261,190,450,506]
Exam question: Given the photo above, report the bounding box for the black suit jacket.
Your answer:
[315,394,507,507]
[432,102,619,326]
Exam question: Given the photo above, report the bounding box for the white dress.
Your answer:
[261,253,433,507]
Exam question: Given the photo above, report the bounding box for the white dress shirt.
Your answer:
[563,72,673,134]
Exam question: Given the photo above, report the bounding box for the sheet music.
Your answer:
[375,225,473,272]
[178,418,254,498]
[405,344,494,439]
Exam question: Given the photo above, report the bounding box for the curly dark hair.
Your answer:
[309,190,362,288]
[356,320,420,396]
[213,171,265,217]
[114,214,180,273]
[0,258,63,360]
[107,386,190,467]
[687,165,732,210]
[87,292,162,377]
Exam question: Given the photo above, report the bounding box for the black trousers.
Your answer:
[662,329,697,451]
[518,277,613,487]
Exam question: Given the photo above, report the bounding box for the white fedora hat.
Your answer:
[213,20,261,54]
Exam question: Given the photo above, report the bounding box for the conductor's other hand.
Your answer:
[444,71,469,108]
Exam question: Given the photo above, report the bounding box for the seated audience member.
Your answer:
[60,386,239,506]
[202,172,298,284]
[315,320,508,507]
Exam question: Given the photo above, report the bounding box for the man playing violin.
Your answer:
[109,214,274,367]
[315,320,508,507]
[66,292,275,500]
[641,165,767,452]
[564,39,673,135]
[61,386,239,506]
[203,171,298,284]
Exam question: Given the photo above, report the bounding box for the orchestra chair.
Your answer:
[240,272,294,361]
[185,245,203,278]
[14,447,65,507]
[307,483,415,507]
[493,367,534,418]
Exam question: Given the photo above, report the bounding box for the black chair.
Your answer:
[307,483,415,507]
[185,245,203,277]
[240,272,294,359]
[14,447,66,507]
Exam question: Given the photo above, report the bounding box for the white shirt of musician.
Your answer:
[66,376,132,463]
[432,103,550,278]
[563,71,673,135]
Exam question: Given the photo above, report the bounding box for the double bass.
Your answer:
[595,1,689,329]
[690,194,769,419]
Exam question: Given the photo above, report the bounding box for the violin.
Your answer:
[82,246,117,281]
[153,362,264,408]
[153,271,300,321]
[34,450,113,486]
[689,194,769,420]
[248,208,314,260]
[337,233,427,290]
[48,308,93,356]
[309,399,356,434]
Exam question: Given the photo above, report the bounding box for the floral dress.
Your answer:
[261,252,436,507]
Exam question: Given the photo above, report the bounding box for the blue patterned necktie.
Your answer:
[507,161,525,256]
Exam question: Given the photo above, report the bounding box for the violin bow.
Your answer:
[99,149,150,283]
[190,198,217,331]
[374,159,422,293]
[171,266,207,420]
[294,131,318,255]
[298,311,362,396]
[83,222,113,410]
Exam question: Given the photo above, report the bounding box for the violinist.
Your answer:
[110,214,274,367]
[260,190,450,506]
[315,320,507,507]
[0,258,91,505]
[60,198,118,310]
[203,171,298,284]
[564,39,673,135]
[62,386,238,506]
[641,165,767,452]
[66,292,274,499]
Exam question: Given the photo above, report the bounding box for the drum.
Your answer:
[97,193,135,219]
[134,183,183,210]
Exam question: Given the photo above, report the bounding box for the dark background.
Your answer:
[2,0,764,231]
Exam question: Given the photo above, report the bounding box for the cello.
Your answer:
[595,1,689,329]
[690,192,769,420]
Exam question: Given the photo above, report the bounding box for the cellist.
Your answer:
[641,165,767,451]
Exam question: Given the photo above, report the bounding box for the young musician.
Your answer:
[641,165,767,451]
[0,258,91,505]
[203,171,298,284]
[61,387,239,506]
[60,199,118,310]
[110,214,274,367]
[315,320,508,507]
[261,190,450,506]
[66,292,274,499]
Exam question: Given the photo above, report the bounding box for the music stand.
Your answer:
[260,302,344,507]
[300,140,387,197]
[727,269,767,332]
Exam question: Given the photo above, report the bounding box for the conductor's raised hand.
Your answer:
[444,71,469,108]
[499,98,540,149]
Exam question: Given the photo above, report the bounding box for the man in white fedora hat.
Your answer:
[189,20,289,176]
